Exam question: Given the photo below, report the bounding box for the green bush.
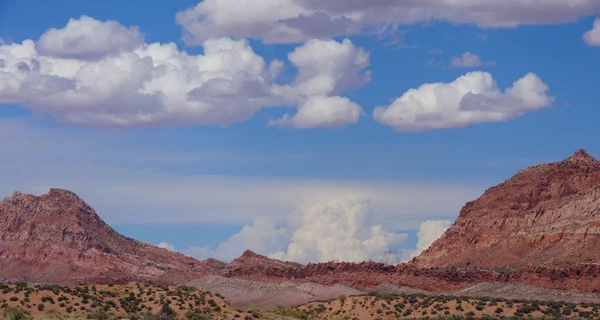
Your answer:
[160,304,176,317]
[87,308,109,320]
[3,307,31,320]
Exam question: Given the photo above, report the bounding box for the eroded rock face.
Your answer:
[413,149,600,269]
[0,188,208,284]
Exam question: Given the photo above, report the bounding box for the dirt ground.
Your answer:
[187,275,364,307]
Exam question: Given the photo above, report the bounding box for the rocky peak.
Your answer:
[413,149,600,269]
[0,188,206,285]
[48,188,81,198]
[240,250,266,259]
[231,250,271,265]
[231,250,301,268]
[566,148,597,164]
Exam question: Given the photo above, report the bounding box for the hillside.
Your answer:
[0,282,254,319]
[413,149,600,269]
[0,189,209,284]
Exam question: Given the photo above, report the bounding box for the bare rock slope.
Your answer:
[414,149,600,269]
[0,188,209,284]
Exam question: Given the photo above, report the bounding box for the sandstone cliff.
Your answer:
[0,188,208,284]
[413,149,600,269]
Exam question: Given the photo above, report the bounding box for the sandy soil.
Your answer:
[189,275,600,308]
[187,275,363,307]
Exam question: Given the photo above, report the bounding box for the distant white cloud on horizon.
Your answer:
[412,220,453,257]
[583,18,600,46]
[183,196,409,264]
[0,17,368,129]
[157,242,176,251]
[176,0,600,44]
[374,71,554,132]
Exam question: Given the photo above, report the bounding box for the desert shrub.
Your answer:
[3,307,31,320]
[495,307,504,314]
[37,303,45,312]
[9,297,19,302]
[184,310,211,320]
[44,310,64,320]
[160,304,176,317]
[87,308,109,320]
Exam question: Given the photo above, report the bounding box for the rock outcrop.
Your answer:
[413,149,600,269]
[231,250,301,269]
[0,188,209,284]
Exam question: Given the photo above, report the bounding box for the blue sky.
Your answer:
[0,0,599,263]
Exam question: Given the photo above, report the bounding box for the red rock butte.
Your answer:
[0,188,210,284]
[413,149,600,269]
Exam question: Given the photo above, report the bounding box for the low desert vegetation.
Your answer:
[272,292,600,319]
[0,282,255,320]
[2,283,600,320]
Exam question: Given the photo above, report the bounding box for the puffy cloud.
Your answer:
[413,220,453,256]
[269,38,369,128]
[270,196,407,264]
[0,38,271,128]
[281,38,371,98]
[450,52,495,68]
[184,196,408,264]
[373,72,554,132]
[36,16,145,60]
[268,96,362,128]
[192,217,288,262]
[0,17,367,129]
[583,18,600,46]
[157,242,176,251]
[177,0,600,44]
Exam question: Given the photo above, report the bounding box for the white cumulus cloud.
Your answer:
[176,0,600,44]
[583,18,600,46]
[184,217,289,262]
[450,52,495,68]
[183,196,408,264]
[269,38,370,128]
[373,72,554,132]
[0,17,368,129]
[268,96,362,129]
[36,15,145,60]
[413,220,453,257]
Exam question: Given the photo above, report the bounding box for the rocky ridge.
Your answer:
[0,189,210,284]
[413,149,600,269]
